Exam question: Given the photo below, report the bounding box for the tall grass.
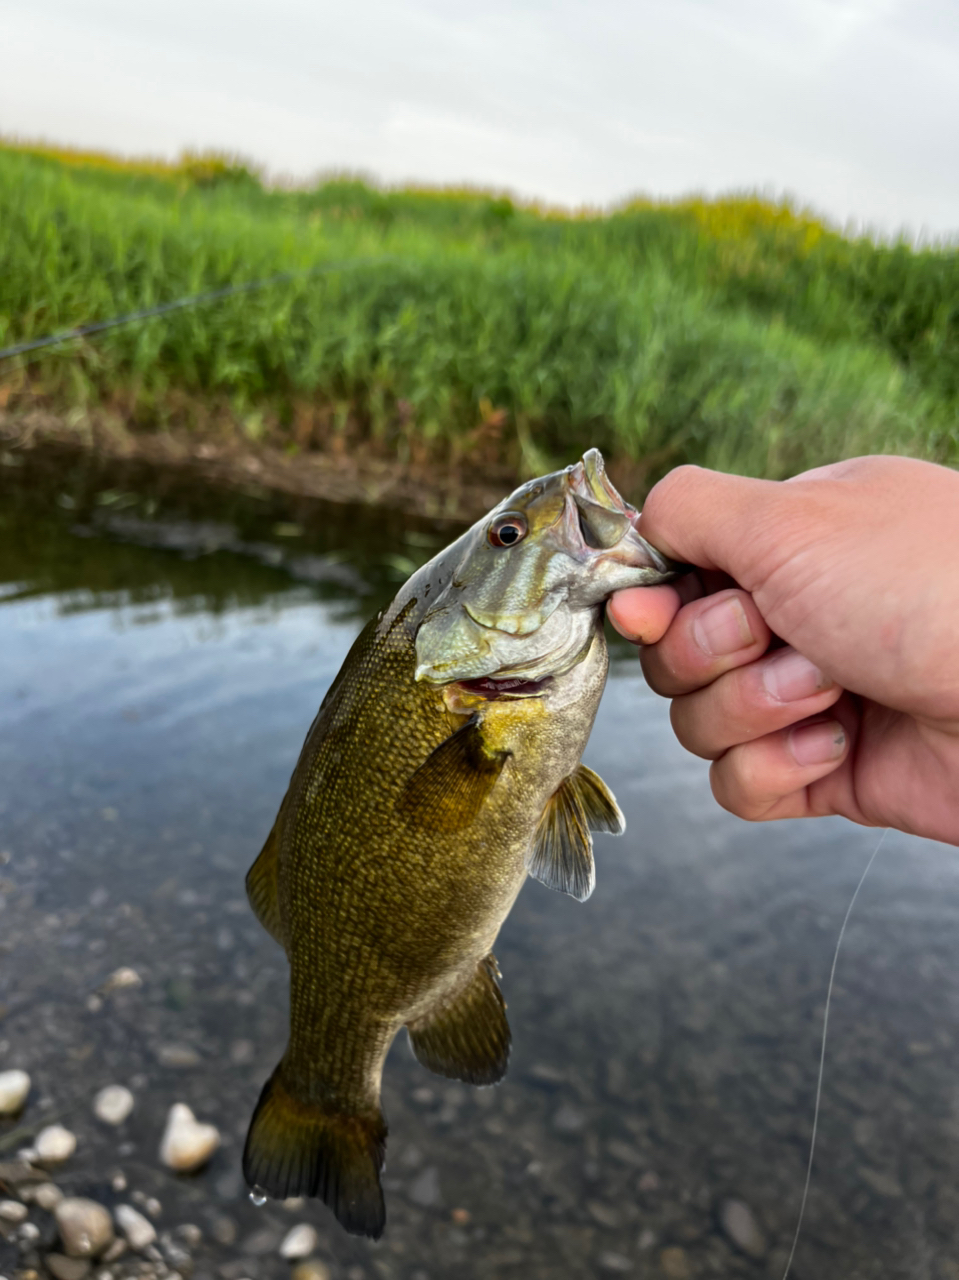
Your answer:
[0,142,956,484]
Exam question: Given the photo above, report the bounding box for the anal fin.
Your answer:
[407,955,511,1086]
[527,764,624,902]
[398,715,509,833]
[246,820,284,946]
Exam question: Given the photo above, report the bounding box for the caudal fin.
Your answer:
[243,1068,387,1238]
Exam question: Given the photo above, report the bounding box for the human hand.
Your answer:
[608,456,959,846]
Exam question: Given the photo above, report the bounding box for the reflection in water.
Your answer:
[2,446,959,1280]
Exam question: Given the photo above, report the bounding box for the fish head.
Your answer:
[412,448,679,686]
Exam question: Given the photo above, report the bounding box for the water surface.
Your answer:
[2,446,959,1280]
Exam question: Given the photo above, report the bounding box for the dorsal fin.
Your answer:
[406,955,510,1085]
[397,716,509,833]
[527,765,624,902]
[246,820,285,946]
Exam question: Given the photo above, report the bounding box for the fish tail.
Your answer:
[242,1065,387,1238]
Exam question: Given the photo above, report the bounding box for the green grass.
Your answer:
[0,142,956,486]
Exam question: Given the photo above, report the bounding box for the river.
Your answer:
[2,444,958,1280]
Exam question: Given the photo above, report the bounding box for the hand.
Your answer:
[608,456,959,846]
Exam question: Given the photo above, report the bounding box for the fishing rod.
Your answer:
[0,255,397,366]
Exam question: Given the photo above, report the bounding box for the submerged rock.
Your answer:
[114,1204,157,1251]
[291,1262,332,1280]
[158,1103,221,1172]
[279,1224,319,1259]
[102,967,142,993]
[55,1197,114,1258]
[35,1125,77,1165]
[0,1199,29,1223]
[46,1253,91,1280]
[716,1198,767,1260]
[93,1085,134,1126]
[0,1068,31,1115]
[33,1182,64,1210]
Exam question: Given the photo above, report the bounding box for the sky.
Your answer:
[2,0,957,237]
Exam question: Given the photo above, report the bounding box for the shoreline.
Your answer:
[0,410,523,525]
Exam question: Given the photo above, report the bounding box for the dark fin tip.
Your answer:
[407,955,511,1086]
[243,1069,387,1239]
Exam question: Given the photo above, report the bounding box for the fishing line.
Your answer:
[781,826,889,1280]
[0,255,397,366]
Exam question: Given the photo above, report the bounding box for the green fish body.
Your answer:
[243,450,675,1236]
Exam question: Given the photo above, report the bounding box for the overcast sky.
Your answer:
[2,0,957,236]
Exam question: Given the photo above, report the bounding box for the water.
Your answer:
[2,445,959,1279]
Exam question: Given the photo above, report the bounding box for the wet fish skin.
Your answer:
[242,449,676,1237]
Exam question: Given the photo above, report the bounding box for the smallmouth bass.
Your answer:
[243,449,676,1236]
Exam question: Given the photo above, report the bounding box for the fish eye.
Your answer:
[488,512,528,548]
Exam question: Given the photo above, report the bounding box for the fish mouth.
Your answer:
[453,674,554,700]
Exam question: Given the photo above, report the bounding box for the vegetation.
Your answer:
[1,141,956,486]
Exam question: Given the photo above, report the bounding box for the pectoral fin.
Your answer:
[527,765,624,902]
[398,715,509,832]
[246,821,285,946]
[407,955,511,1085]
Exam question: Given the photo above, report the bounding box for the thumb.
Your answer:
[637,466,787,590]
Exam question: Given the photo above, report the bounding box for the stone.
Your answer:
[46,1254,91,1280]
[156,1045,201,1069]
[408,1166,441,1208]
[659,1247,690,1279]
[33,1183,64,1210]
[716,1197,767,1260]
[598,1252,633,1272]
[103,968,141,992]
[0,1069,30,1115]
[279,1225,319,1259]
[552,1103,586,1133]
[291,1263,332,1280]
[859,1166,904,1199]
[0,1199,28,1223]
[159,1104,221,1172]
[93,1086,134,1126]
[35,1125,77,1165]
[176,1224,203,1247]
[55,1198,114,1258]
[101,1238,128,1263]
[114,1205,157,1251]
[587,1200,621,1228]
[210,1217,237,1246]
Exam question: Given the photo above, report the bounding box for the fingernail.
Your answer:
[692,597,754,657]
[789,721,846,767]
[763,649,830,703]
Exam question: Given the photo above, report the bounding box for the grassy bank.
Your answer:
[1,142,956,489]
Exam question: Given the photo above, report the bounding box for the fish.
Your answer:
[242,448,677,1237]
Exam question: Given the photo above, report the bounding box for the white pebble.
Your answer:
[0,1199,28,1223]
[0,1069,31,1115]
[114,1204,156,1252]
[35,1124,77,1165]
[34,1182,65,1210]
[103,967,141,992]
[158,1103,220,1173]
[279,1224,319,1259]
[55,1197,114,1258]
[93,1085,134,1126]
